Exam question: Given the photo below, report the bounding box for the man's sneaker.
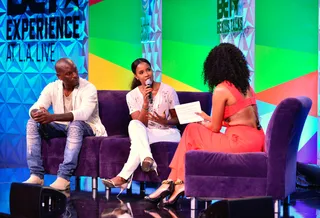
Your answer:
[23,175,44,185]
[50,177,70,191]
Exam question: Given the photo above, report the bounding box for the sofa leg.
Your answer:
[127,187,132,195]
[75,176,80,191]
[105,187,110,200]
[91,177,98,199]
[140,182,145,196]
[92,177,98,191]
[92,189,97,200]
[190,197,198,210]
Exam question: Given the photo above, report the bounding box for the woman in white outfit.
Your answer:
[102,58,181,194]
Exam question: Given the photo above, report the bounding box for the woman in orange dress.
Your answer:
[145,43,265,206]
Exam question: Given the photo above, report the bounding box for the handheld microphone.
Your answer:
[145,78,153,104]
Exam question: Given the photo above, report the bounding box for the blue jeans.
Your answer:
[26,119,94,181]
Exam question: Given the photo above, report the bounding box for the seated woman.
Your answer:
[102,58,181,195]
[145,43,265,206]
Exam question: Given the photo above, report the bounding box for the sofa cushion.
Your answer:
[98,91,131,136]
[42,136,103,177]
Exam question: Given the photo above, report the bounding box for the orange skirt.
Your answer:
[168,123,265,181]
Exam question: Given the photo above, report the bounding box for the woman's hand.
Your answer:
[195,111,211,122]
[200,120,212,129]
[148,111,168,125]
[143,85,153,105]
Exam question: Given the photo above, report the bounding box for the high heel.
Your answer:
[163,180,185,207]
[142,157,159,176]
[118,175,133,197]
[142,157,155,171]
[101,175,134,197]
[144,180,174,203]
[163,190,185,206]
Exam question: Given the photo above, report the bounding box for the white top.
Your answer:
[63,92,73,114]
[126,83,180,130]
[55,92,73,126]
[29,78,107,136]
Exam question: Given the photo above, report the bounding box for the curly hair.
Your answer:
[202,43,250,95]
[130,58,152,90]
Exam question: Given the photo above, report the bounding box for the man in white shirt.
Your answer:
[24,58,107,191]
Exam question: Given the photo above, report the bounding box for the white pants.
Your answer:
[118,120,181,180]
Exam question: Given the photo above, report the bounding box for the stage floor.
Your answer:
[0,168,320,218]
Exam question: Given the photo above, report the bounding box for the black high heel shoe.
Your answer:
[163,180,185,207]
[144,180,174,203]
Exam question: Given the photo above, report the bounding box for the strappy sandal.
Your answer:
[144,180,174,203]
[163,180,185,207]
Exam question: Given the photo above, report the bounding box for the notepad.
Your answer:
[174,101,204,124]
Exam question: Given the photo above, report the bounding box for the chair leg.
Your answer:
[204,201,209,209]
[190,209,196,218]
[190,197,198,210]
[283,195,290,205]
[274,199,280,214]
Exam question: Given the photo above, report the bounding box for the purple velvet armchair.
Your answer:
[41,90,212,192]
[185,97,312,211]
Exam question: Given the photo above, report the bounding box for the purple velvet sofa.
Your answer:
[41,90,212,190]
[98,90,212,183]
[185,96,312,211]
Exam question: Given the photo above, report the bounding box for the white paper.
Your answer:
[174,101,204,124]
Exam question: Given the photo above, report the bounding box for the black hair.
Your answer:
[203,43,250,95]
[130,58,152,90]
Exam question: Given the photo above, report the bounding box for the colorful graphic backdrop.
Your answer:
[89,0,220,92]
[255,0,318,163]
[89,0,142,90]
[162,0,220,92]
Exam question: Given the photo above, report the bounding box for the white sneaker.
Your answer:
[23,175,44,185]
[50,177,70,191]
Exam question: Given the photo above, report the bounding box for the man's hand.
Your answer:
[33,108,54,124]
[30,109,40,119]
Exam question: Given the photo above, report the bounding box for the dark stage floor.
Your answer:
[0,168,320,218]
